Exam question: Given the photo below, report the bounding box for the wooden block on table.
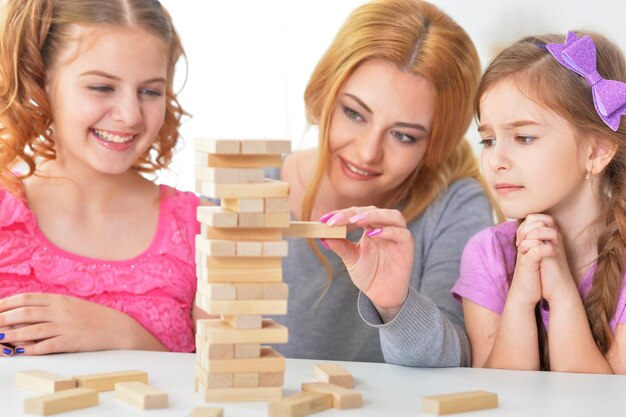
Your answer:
[114,381,168,409]
[196,152,283,168]
[200,385,282,402]
[240,139,291,155]
[263,240,289,257]
[199,180,289,199]
[233,372,260,388]
[265,197,291,213]
[236,241,264,256]
[197,319,288,345]
[222,198,265,213]
[268,391,332,417]
[74,370,148,392]
[196,345,286,373]
[196,294,287,315]
[260,372,284,387]
[421,390,498,415]
[24,387,99,416]
[301,382,362,409]
[264,212,291,228]
[313,364,352,389]
[194,138,241,154]
[282,221,347,239]
[194,366,233,389]
[197,206,238,228]
[234,343,261,358]
[188,406,224,417]
[222,314,263,329]
[16,370,76,393]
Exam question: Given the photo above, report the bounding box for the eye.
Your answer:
[88,85,113,93]
[515,135,536,144]
[342,106,364,123]
[479,138,495,148]
[140,88,163,97]
[391,130,417,144]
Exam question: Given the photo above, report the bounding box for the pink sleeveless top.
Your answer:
[0,185,200,352]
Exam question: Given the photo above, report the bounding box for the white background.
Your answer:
[158,1,626,191]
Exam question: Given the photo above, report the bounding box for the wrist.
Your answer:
[372,291,408,323]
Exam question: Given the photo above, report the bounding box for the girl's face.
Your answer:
[326,59,434,207]
[45,26,168,176]
[478,79,589,219]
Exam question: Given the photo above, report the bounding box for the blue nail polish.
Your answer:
[3,347,12,355]
[16,348,24,354]
[0,333,4,340]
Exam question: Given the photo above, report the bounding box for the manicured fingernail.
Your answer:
[3,348,12,355]
[367,228,383,237]
[15,348,24,354]
[0,333,4,340]
[320,239,330,250]
[349,213,367,223]
[319,213,335,223]
[327,213,345,226]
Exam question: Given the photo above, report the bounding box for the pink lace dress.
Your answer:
[0,185,200,352]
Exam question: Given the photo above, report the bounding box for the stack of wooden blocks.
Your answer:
[194,139,292,402]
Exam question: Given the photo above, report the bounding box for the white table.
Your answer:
[2,350,626,416]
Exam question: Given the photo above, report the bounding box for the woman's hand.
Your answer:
[0,293,166,355]
[320,206,414,322]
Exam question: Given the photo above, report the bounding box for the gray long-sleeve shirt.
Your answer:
[268,177,494,366]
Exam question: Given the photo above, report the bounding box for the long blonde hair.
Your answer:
[0,0,186,195]
[477,32,626,368]
[302,0,492,291]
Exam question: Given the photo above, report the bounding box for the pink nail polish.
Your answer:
[320,239,330,249]
[367,228,383,237]
[349,213,368,223]
[326,213,345,226]
[319,212,335,223]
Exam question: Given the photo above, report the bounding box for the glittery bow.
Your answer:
[546,31,626,131]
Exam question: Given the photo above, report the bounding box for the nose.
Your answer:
[111,92,143,127]
[487,140,510,172]
[356,127,383,165]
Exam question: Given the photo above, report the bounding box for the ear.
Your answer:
[586,135,618,174]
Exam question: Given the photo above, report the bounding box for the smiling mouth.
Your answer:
[341,158,380,177]
[92,128,135,144]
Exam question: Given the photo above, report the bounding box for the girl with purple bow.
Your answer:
[453,31,626,373]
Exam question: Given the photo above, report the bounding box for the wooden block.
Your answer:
[264,212,291,228]
[16,370,76,393]
[198,319,288,345]
[238,212,266,228]
[240,139,291,155]
[195,335,234,359]
[265,197,291,213]
[197,206,238,228]
[236,241,263,256]
[196,281,236,301]
[24,387,99,415]
[196,294,287,315]
[313,364,352,389]
[196,345,286,373]
[196,236,236,257]
[200,385,282,402]
[263,283,289,300]
[260,372,284,387]
[198,267,283,284]
[263,240,289,257]
[194,366,233,389]
[222,314,263,329]
[115,381,168,409]
[235,283,264,300]
[188,406,224,417]
[268,391,332,417]
[282,221,348,239]
[195,138,240,154]
[195,167,240,184]
[74,370,148,392]
[421,390,498,415]
[196,152,282,168]
[233,372,259,388]
[301,382,362,409]
[234,343,262,358]
[222,198,264,213]
[199,180,289,199]
[202,225,283,241]
[202,256,282,269]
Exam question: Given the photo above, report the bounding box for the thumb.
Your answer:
[322,238,359,267]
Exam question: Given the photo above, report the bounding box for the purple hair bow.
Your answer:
[546,31,626,131]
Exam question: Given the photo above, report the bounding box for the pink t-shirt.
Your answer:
[452,220,626,332]
[0,185,200,352]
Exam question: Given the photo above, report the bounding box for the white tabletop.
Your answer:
[1,350,625,416]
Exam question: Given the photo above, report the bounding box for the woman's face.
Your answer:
[326,59,435,207]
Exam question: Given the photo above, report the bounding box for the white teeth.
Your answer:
[345,161,373,176]
[93,129,134,143]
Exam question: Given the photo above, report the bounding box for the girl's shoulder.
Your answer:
[0,186,34,230]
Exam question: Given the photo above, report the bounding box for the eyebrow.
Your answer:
[477,120,540,132]
[80,70,166,84]
[343,93,428,133]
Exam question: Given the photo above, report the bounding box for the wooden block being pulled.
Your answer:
[268,391,332,417]
[282,221,347,239]
[24,387,98,415]
[74,370,148,392]
[114,381,168,409]
[313,364,352,389]
[421,390,498,415]
[188,406,224,417]
[16,370,76,393]
[301,382,362,409]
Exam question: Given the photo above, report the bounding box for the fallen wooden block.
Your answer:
[282,221,347,239]
[114,381,168,409]
[268,391,332,417]
[16,370,76,393]
[313,363,353,389]
[24,387,98,415]
[188,406,224,417]
[301,382,362,409]
[73,370,148,392]
[421,390,498,415]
